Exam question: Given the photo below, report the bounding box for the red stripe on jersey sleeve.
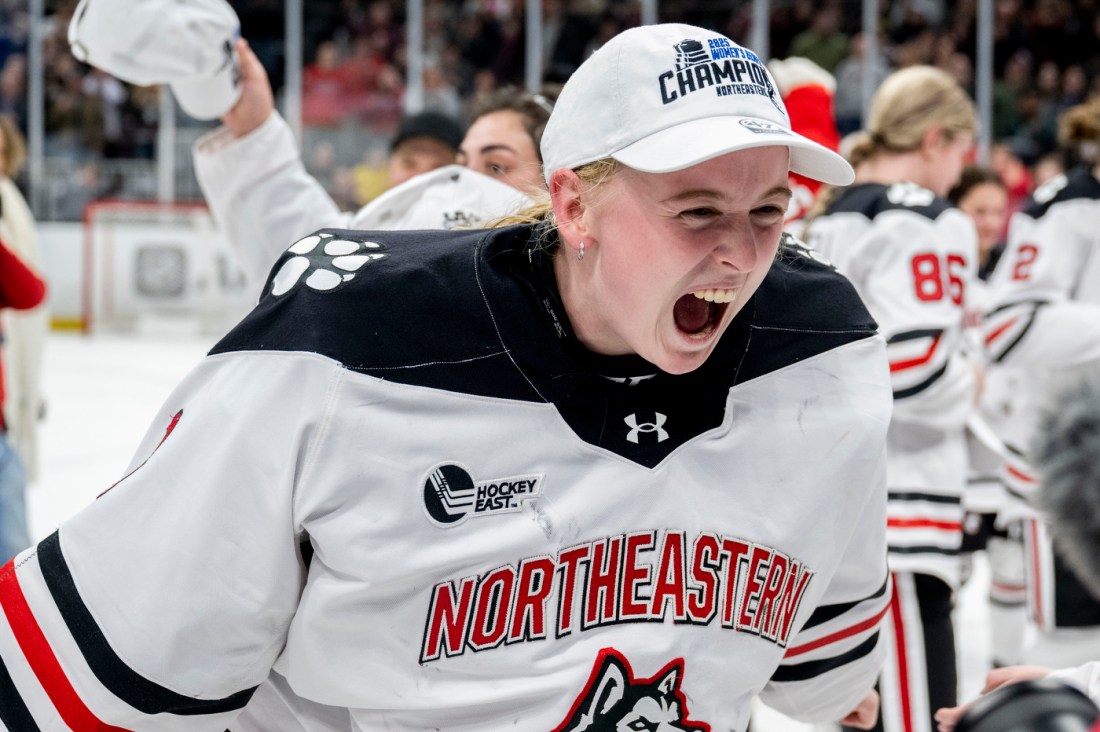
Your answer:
[783,603,889,659]
[889,333,942,373]
[0,559,132,731]
[1005,463,1038,484]
[886,518,963,531]
[984,316,1020,347]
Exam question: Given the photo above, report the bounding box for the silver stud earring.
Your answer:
[577,241,585,261]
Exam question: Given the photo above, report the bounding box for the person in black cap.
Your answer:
[386,110,465,189]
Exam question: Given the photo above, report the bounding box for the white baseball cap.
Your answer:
[68,0,242,121]
[350,165,533,232]
[541,23,854,186]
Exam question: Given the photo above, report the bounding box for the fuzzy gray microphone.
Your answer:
[1035,367,1100,598]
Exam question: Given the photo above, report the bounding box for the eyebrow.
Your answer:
[662,185,793,204]
[477,144,518,156]
[763,185,795,200]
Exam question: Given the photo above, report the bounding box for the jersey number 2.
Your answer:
[1010,243,1038,281]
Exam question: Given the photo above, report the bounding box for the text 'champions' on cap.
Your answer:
[68,0,243,121]
[540,23,855,186]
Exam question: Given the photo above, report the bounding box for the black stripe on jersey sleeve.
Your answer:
[985,302,1042,364]
[886,328,943,344]
[801,578,889,631]
[887,545,960,556]
[0,653,40,731]
[885,329,948,399]
[37,532,257,715]
[990,323,1032,364]
[887,491,961,504]
[770,633,879,682]
[893,362,949,399]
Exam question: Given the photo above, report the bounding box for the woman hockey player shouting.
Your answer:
[0,24,891,731]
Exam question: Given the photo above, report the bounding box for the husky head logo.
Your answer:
[554,648,711,732]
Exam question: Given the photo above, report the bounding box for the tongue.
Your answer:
[674,295,711,334]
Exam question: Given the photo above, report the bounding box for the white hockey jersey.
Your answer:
[805,182,979,588]
[981,167,1100,630]
[0,226,892,731]
[983,168,1100,377]
[987,168,1100,309]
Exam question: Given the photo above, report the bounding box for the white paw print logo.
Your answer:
[270,233,386,296]
[782,232,834,268]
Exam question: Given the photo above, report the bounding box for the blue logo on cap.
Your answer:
[658,36,783,113]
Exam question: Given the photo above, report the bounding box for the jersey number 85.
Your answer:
[911,252,967,306]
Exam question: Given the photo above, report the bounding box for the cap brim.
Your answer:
[612,116,855,186]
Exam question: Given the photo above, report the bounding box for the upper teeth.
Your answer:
[692,289,736,303]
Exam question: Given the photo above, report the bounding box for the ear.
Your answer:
[921,124,946,158]
[548,167,592,259]
[581,654,627,718]
[656,662,681,699]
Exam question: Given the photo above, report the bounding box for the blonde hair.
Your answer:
[0,115,26,178]
[490,159,622,245]
[1058,96,1100,164]
[846,65,978,164]
[799,185,841,240]
[800,131,868,236]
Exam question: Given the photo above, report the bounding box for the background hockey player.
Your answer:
[803,65,981,732]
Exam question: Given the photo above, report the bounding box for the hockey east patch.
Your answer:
[422,463,543,527]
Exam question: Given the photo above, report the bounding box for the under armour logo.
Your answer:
[625,413,669,444]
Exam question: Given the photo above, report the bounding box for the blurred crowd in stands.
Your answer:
[1,0,1099,218]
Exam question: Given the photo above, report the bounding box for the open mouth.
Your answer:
[673,289,735,340]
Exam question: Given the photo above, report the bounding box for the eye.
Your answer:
[680,207,720,220]
[626,720,657,732]
[489,163,508,176]
[752,205,786,223]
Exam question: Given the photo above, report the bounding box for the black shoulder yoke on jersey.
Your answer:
[1022,167,1100,219]
[825,182,953,221]
[211,226,878,467]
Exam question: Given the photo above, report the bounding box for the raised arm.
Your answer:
[192,39,355,285]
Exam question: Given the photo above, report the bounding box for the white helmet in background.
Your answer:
[352,165,533,232]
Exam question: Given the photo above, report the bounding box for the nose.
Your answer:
[711,216,761,271]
